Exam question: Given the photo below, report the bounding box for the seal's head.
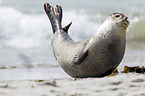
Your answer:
[97,13,129,36]
[106,13,129,32]
[109,13,129,29]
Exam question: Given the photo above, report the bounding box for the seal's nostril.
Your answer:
[125,17,128,20]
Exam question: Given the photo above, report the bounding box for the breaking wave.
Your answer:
[0,6,145,49]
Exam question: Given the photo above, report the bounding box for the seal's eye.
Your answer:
[115,15,121,18]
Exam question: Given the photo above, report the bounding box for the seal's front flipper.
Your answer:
[73,47,89,65]
[73,43,89,65]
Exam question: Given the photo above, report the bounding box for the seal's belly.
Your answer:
[58,43,124,78]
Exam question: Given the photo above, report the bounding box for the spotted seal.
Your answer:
[44,3,129,78]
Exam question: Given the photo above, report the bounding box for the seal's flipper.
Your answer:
[44,3,56,33]
[55,5,62,27]
[44,3,62,33]
[73,47,89,65]
[73,42,90,65]
[63,22,72,33]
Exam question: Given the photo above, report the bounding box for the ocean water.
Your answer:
[0,0,145,75]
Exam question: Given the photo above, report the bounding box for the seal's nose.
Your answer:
[122,16,129,27]
[125,17,128,20]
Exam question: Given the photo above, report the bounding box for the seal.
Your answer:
[44,3,129,78]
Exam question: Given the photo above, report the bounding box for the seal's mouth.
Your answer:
[121,17,129,27]
[122,20,129,27]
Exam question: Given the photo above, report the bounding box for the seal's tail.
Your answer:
[44,3,72,34]
[44,3,62,33]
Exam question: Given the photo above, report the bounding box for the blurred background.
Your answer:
[0,0,145,79]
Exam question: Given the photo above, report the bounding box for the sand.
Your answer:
[0,73,145,96]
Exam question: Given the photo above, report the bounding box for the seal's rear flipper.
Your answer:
[44,3,62,33]
[63,22,72,33]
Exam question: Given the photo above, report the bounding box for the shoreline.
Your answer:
[0,68,70,81]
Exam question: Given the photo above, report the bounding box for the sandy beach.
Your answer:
[0,73,145,96]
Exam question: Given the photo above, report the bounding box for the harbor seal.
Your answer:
[44,3,129,78]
